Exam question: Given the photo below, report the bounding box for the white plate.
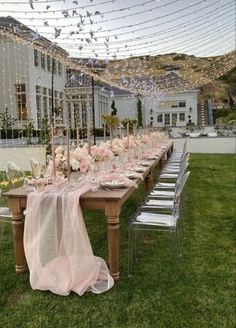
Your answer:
[100,180,126,189]
[140,162,150,166]
[125,173,138,179]
[133,167,146,173]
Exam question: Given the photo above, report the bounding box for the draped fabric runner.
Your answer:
[24,180,114,296]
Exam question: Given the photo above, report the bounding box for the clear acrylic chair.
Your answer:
[29,158,42,179]
[128,172,190,275]
[6,161,25,189]
[128,206,181,276]
[0,188,12,237]
[140,172,190,216]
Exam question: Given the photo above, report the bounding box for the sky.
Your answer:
[0,0,235,59]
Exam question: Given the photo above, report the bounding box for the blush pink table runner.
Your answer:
[24,180,114,296]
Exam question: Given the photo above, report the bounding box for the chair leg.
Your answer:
[128,223,134,276]
[175,224,183,257]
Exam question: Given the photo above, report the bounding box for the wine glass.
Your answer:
[32,164,42,179]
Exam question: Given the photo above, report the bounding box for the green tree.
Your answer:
[39,115,50,144]
[111,100,117,116]
[0,108,17,130]
[137,97,143,127]
[24,119,34,144]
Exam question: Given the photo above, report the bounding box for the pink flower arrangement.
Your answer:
[91,143,114,161]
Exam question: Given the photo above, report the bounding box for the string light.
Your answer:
[0,0,118,10]
[0,1,235,101]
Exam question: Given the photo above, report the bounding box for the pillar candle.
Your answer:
[51,125,56,178]
[66,127,71,181]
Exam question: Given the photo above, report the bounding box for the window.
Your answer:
[34,49,39,67]
[52,58,57,74]
[172,113,177,126]
[42,88,48,117]
[36,94,42,128]
[164,113,170,125]
[47,55,51,72]
[36,85,41,94]
[58,61,62,76]
[157,114,163,123]
[179,113,185,121]
[15,84,27,120]
[41,53,45,69]
[179,101,186,108]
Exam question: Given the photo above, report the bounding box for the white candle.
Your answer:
[76,127,80,147]
[66,127,71,181]
[127,122,130,149]
[51,125,56,178]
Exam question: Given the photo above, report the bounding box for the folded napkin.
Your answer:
[99,173,137,188]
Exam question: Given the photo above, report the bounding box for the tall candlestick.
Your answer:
[51,125,56,178]
[127,122,130,149]
[76,127,80,147]
[109,126,112,142]
[87,124,91,155]
[103,121,106,142]
[66,127,71,181]
[119,126,122,139]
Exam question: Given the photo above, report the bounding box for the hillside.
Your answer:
[98,51,236,103]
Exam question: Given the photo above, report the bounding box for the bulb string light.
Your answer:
[60,17,235,56]
[64,25,235,60]
[22,0,233,48]
[34,1,233,43]
[0,0,69,4]
[0,0,118,10]
[12,0,218,30]
[1,2,232,58]
[0,0,157,15]
[0,11,235,99]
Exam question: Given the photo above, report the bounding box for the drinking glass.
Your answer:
[32,163,42,179]
[90,174,99,192]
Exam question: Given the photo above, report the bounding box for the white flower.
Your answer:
[70,158,80,171]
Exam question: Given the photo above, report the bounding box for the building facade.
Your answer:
[0,17,199,134]
[0,17,67,130]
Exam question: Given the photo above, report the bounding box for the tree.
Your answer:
[24,119,34,144]
[0,108,17,130]
[39,115,50,145]
[111,100,117,116]
[102,113,119,127]
[137,97,143,127]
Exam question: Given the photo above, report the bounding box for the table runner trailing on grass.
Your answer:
[24,180,114,296]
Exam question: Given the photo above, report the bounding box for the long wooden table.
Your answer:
[4,143,173,281]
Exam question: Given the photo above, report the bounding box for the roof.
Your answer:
[0,16,68,55]
[66,70,133,96]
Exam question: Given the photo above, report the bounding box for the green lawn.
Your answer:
[0,154,235,328]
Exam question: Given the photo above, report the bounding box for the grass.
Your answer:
[0,154,235,328]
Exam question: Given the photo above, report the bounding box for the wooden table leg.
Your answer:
[105,202,121,281]
[145,171,153,192]
[12,209,27,273]
[160,153,167,170]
